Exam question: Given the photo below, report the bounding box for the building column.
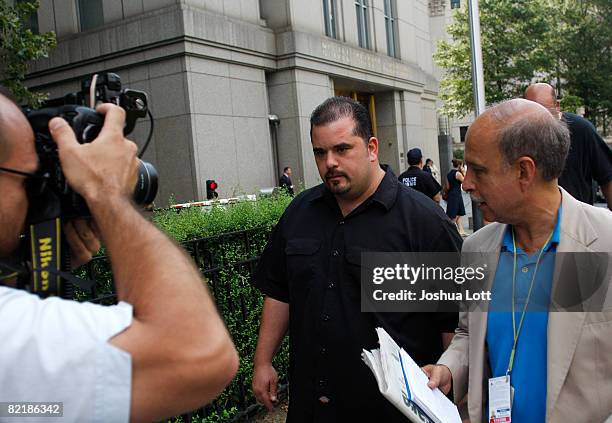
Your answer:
[266,69,334,189]
[421,94,441,170]
[399,90,425,160]
[375,91,404,174]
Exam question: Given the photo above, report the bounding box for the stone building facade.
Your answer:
[25,0,449,203]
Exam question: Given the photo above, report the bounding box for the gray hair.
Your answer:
[488,101,570,181]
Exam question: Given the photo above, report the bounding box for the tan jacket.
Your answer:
[438,189,612,423]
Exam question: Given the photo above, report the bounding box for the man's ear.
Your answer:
[517,156,537,189]
[367,137,379,161]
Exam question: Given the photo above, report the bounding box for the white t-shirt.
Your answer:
[0,286,133,423]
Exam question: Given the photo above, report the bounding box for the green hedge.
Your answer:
[77,192,294,422]
[153,193,293,422]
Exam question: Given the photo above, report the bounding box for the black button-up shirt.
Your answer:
[254,166,462,422]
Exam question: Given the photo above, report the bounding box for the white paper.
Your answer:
[362,327,461,423]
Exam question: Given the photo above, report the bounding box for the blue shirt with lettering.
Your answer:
[486,207,561,422]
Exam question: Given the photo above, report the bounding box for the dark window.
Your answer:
[383,0,397,57]
[323,0,338,39]
[16,0,39,34]
[77,0,104,31]
[355,0,370,49]
[460,126,469,143]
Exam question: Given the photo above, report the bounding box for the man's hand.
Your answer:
[252,362,279,411]
[422,364,453,395]
[64,219,101,268]
[48,103,139,204]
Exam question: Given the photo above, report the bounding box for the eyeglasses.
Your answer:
[0,166,50,196]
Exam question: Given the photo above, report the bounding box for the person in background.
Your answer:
[398,148,442,203]
[424,158,441,184]
[445,159,467,235]
[279,166,295,196]
[524,82,612,210]
[423,158,433,174]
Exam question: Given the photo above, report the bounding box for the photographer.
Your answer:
[0,93,238,422]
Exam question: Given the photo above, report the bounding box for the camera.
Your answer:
[23,72,158,218]
[13,72,158,298]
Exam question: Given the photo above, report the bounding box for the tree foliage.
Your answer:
[0,0,56,106]
[435,0,612,126]
[559,0,612,122]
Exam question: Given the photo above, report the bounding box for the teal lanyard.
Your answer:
[506,227,553,376]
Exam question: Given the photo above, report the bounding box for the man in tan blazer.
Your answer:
[425,99,612,423]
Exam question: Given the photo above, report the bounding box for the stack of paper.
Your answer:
[362,327,461,423]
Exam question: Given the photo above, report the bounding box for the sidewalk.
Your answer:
[250,400,288,423]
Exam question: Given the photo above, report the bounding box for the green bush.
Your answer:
[76,192,294,422]
[153,192,293,242]
[157,193,294,422]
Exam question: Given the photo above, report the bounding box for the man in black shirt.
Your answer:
[524,83,612,209]
[252,97,462,422]
[398,148,442,202]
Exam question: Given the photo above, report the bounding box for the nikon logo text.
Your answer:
[39,237,53,291]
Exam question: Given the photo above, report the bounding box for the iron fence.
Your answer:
[74,226,289,423]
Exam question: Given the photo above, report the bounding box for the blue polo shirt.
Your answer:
[486,207,561,423]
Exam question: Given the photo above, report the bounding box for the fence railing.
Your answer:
[74,226,289,423]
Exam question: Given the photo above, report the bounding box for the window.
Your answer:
[323,0,338,39]
[77,0,104,31]
[460,126,469,143]
[383,0,397,57]
[15,0,39,34]
[355,0,370,49]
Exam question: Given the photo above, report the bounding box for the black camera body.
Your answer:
[23,72,157,219]
[15,72,158,298]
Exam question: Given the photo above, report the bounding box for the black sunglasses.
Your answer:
[0,166,50,196]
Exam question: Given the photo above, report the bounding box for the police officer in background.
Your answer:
[398,148,442,203]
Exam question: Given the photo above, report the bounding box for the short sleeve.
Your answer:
[0,287,132,423]
[254,219,290,303]
[588,128,612,186]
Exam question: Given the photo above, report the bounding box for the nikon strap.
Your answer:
[28,218,62,297]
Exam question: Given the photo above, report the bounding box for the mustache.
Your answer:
[325,171,347,179]
[470,194,484,204]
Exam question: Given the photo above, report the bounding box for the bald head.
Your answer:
[485,98,553,127]
[0,93,35,164]
[470,99,570,181]
[0,94,37,258]
[524,83,560,117]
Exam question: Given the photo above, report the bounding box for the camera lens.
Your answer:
[133,160,158,205]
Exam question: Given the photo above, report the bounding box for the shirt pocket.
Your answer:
[285,239,321,292]
[344,248,365,300]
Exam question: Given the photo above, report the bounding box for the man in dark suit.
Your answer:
[279,166,294,196]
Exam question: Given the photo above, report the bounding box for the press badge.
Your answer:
[488,375,512,423]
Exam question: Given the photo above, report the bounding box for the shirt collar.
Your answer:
[310,164,398,211]
[501,204,563,252]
